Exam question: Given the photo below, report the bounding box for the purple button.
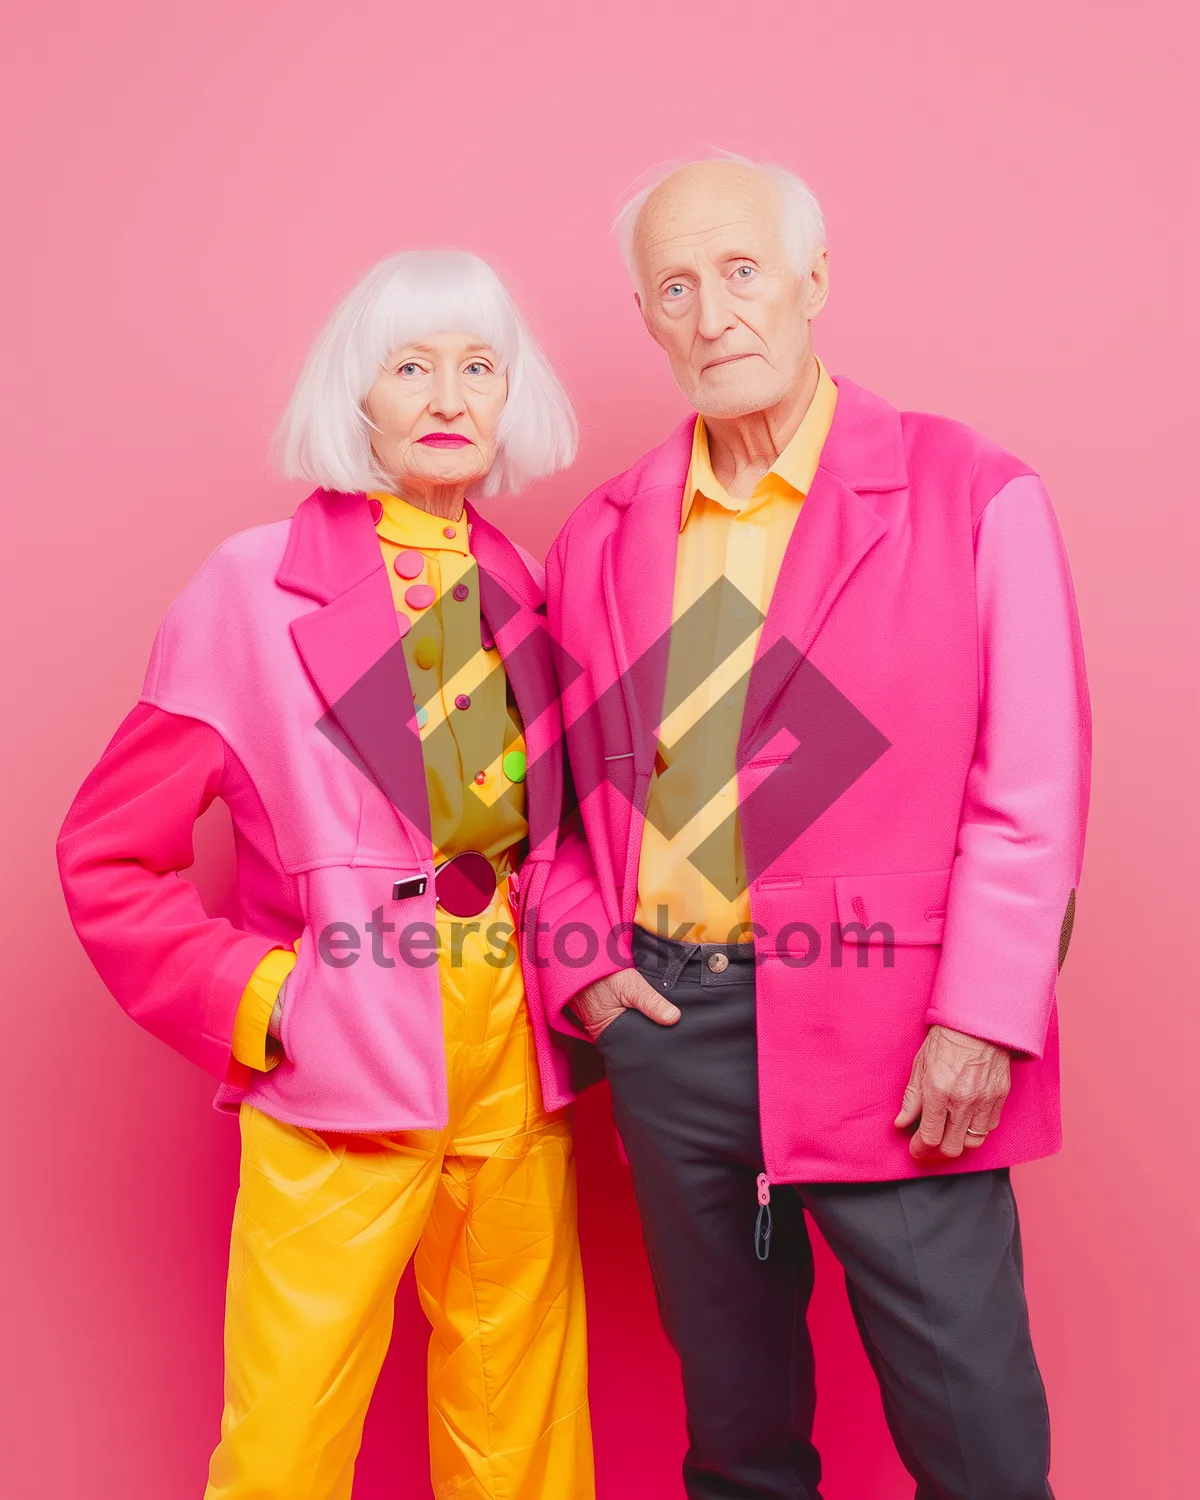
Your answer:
[443,526,457,539]
[405,583,436,610]
[454,693,471,711]
[452,582,470,602]
[393,549,423,579]
[395,610,412,637]
[480,629,495,652]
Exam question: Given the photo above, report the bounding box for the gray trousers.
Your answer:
[593,928,1053,1500]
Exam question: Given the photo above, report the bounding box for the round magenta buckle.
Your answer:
[434,851,498,918]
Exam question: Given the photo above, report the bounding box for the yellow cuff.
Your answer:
[231,948,298,1072]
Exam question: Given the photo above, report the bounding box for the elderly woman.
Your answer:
[57,251,599,1499]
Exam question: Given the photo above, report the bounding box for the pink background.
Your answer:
[2,2,1195,1496]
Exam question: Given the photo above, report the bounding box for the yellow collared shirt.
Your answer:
[633,359,838,944]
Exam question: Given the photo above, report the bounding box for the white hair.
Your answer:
[613,153,826,290]
[277,250,578,499]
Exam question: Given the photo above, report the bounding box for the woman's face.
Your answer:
[363,331,507,492]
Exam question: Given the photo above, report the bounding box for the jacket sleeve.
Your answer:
[535,813,625,1040]
[924,472,1091,1056]
[57,702,285,1081]
[231,946,296,1072]
[536,526,626,1040]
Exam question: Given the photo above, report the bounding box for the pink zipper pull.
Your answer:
[755,1173,773,1261]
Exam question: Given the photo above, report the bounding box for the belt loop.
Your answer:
[659,942,701,991]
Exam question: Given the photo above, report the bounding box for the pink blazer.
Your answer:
[537,375,1091,1183]
[57,489,601,1133]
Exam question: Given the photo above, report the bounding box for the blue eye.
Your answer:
[665,284,686,298]
[465,361,488,375]
[398,362,421,376]
[734,265,755,279]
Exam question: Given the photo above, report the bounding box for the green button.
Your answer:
[415,705,429,729]
[414,636,438,670]
[502,750,527,784]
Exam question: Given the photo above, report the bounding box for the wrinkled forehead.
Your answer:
[634,166,784,276]
[387,330,501,358]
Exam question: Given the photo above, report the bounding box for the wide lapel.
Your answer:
[601,417,697,778]
[740,379,904,755]
[281,490,430,855]
[467,508,563,858]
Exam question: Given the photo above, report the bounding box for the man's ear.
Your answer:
[633,290,656,339]
[806,249,831,320]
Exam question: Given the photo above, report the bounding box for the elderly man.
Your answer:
[537,158,1088,1499]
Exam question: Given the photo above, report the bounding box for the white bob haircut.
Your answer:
[613,153,826,290]
[277,250,578,499]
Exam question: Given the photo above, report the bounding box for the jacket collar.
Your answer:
[465,503,563,856]
[275,489,543,617]
[816,375,907,495]
[275,488,381,604]
[275,488,554,859]
[462,501,545,618]
[598,374,905,781]
[276,492,427,858]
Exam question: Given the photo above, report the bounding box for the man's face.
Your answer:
[633,163,828,420]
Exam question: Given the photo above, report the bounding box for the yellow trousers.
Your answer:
[204,889,594,1500]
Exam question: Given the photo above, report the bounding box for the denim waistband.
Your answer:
[631,925,757,991]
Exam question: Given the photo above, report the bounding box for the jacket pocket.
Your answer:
[833,868,951,946]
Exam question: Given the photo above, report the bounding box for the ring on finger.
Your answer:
[965,1126,989,1137]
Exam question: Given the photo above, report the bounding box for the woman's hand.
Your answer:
[267,976,288,1042]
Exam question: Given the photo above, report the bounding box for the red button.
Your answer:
[393,549,423,579]
[405,583,436,610]
[368,498,384,524]
[443,526,457,539]
[452,583,470,602]
[455,693,471,711]
[473,770,487,785]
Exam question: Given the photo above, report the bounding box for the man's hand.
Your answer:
[572,969,681,1039]
[895,1025,1012,1161]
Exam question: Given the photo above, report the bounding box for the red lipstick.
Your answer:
[418,433,472,448]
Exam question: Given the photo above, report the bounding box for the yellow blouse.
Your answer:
[372,491,528,866]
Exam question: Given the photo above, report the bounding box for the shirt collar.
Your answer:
[369,490,471,556]
[680,355,838,530]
